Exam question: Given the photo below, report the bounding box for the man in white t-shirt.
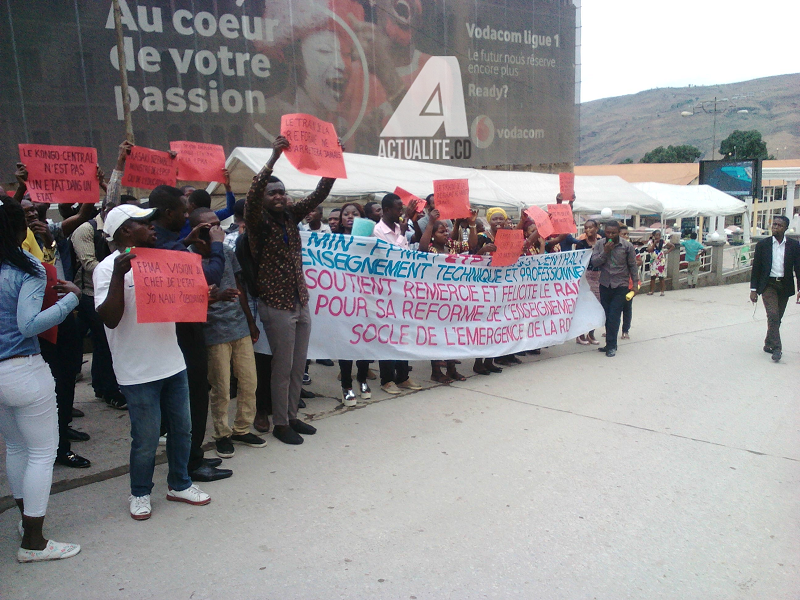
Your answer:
[94,205,211,521]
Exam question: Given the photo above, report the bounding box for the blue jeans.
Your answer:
[121,370,192,497]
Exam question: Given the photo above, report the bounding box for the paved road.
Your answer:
[1,282,798,599]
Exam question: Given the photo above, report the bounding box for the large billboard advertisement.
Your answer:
[699,160,761,199]
[0,1,577,174]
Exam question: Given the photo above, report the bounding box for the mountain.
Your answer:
[578,73,800,166]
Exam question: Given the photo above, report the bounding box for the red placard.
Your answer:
[432,179,470,220]
[122,146,177,189]
[547,203,577,234]
[394,186,425,213]
[525,206,556,240]
[559,172,575,200]
[281,114,347,179]
[169,141,226,182]
[129,248,208,323]
[18,144,98,204]
[491,229,525,267]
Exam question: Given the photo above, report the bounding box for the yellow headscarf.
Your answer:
[485,207,508,221]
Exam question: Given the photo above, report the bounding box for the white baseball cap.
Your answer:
[103,204,157,239]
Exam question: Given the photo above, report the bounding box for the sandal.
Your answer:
[621,332,630,339]
[431,372,454,384]
[576,336,590,345]
[447,370,467,382]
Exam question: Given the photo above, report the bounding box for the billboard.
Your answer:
[699,159,762,199]
[0,1,578,174]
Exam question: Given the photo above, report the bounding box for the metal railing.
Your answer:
[723,244,754,273]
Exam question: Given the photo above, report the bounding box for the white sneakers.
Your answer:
[17,540,81,563]
[166,484,211,506]
[129,495,152,520]
[129,485,210,521]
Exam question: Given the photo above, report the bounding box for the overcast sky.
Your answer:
[580,0,799,103]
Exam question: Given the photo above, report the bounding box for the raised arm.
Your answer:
[245,137,289,237]
[104,140,133,213]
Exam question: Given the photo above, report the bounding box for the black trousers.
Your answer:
[176,322,209,473]
[75,293,119,397]
[40,311,82,457]
[622,296,633,334]
[255,352,273,415]
[599,285,628,351]
[379,360,409,386]
[339,360,369,389]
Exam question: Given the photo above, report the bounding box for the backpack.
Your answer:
[90,219,111,263]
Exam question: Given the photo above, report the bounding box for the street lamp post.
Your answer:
[680,97,737,160]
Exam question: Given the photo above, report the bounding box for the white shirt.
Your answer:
[93,251,186,386]
[373,220,409,249]
[298,222,332,234]
[770,236,786,278]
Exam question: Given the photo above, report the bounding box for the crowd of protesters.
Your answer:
[2,135,680,563]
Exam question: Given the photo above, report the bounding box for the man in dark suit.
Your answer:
[749,215,800,362]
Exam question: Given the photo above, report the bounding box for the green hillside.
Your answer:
[579,73,800,165]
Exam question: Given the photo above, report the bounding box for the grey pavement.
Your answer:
[1,282,798,599]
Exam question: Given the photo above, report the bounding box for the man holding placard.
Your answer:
[246,135,338,445]
[94,205,212,521]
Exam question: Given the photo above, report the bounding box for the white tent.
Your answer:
[631,182,746,219]
[210,148,525,210]
[478,171,663,215]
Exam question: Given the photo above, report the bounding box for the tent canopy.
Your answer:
[211,148,525,210]
[472,171,664,215]
[631,182,746,219]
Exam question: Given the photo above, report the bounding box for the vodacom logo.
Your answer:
[471,115,495,149]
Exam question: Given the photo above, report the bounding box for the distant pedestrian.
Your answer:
[749,216,800,362]
[646,230,674,296]
[680,233,705,288]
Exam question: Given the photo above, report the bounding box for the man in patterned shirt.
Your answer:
[245,135,338,445]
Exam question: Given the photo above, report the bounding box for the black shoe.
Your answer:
[103,390,128,410]
[231,432,268,447]
[289,419,316,435]
[66,427,90,442]
[215,437,235,458]
[597,346,608,353]
[528,349,541,355]
[71,408,85,418]
[772,350,782,362]
[190,464,233,482]
[55,451,91,469]
[606,349,616,357]
[485,364,503,373]
[273,425,304,445]
[316,359,335,367]
[763,345,774,354]
[202,457,223,468]
[300,388,315,399]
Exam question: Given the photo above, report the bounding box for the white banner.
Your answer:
[302,232,604,360]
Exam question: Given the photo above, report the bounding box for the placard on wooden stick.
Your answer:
[122,146,177,189]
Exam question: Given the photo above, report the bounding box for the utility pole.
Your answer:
[112,0,135,144]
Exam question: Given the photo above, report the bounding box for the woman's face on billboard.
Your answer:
[301,30,347,112]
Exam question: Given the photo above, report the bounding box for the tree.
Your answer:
[719,130,771,160]
[640,144,702,163]
[619,158,634,164]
